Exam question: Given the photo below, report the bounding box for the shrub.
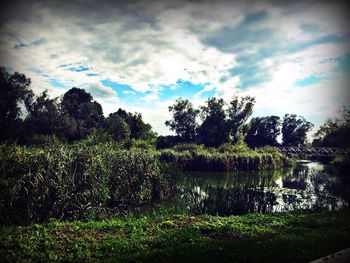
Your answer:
[172,143,206,152]
[0,143,174,225]
[218,143,250,153]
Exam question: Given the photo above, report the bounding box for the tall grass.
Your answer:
[0,142,175,225]
[159,143,291,171]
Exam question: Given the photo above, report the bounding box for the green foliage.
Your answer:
[227,95,255,143]
[330,152,350,173]
[165,98,199,142]
[61,87,105,141]
[0,67,33,142]
[116,108,155,140]
[24,90,68,142]
[128,138,157,150]
[1,209,349,262]
[156,135,181,149]
[0,143,174,225]
[172,143,206,152]
[162,96,256,147]
[282,114,314,146]
[313,106,350,149]
[104,113,131,141]
[198,97,229,147]
[160,144,289,172]
[217,143,250,153]
[245,116,281,148]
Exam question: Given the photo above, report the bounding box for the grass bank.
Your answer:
[1,209,349,262]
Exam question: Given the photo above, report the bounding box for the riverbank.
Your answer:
[0,142,291,224]
[1,209,349,262]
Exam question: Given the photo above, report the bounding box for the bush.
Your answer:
[172,143,206,152]
[218,143,250,153]
[331,152,350,173]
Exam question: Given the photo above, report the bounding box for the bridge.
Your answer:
[275,147,346,157]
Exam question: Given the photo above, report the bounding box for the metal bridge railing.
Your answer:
[275,147,346,157]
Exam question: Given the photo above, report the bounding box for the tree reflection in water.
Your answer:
[172,162,350,216]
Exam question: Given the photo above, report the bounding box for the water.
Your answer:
[139,161,350,216]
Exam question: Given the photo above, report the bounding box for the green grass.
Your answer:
[160,143,291,172]
[1,209,350,262]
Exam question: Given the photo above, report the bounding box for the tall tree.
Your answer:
[198,97,228,147]
[313,105,350,148]
[245,116,281,148]
[105,113,130,141]
[0,67,33,142]
[24,90,65,140]
[227,96,255,143]
[165,98,199,142]
[116,109,155,139]
[61,87,104,140]
[282,114,313,146]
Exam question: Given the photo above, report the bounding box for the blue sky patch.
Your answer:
[101,79,144,101]
[86,73,98,77]
[68,66,90,72]
[295,75,322,87]
[158,80,210,100]
[300,23,322,34]
[334,52,350,72]
[50,79,66,89]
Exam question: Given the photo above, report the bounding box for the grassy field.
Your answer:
[1,209,349,262]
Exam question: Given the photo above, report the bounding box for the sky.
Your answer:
[0,0,349,137]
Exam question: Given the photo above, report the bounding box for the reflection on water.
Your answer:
[153,161,350,216]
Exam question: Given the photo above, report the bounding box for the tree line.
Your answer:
[1,67,348,149]
[0,67,154,144]
[161,97,314,148]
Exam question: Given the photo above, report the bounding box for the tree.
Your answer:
[105,113,130,141]
[116,109,155,140]
[24,90,66,140]
[227,96,255,143]
[0,67,33,142]
[282,114,313,146]
[61,87,104,140]
[245,116,281,148]
[165,98,199,142]
[198,97,228,147]
[313,105,350,148]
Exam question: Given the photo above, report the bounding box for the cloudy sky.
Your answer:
[1,0,349,136]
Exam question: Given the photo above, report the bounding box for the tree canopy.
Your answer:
[313,105,350,148]
[165,98,199,142]
[282,114,314,146]
[245,116,281,148]
[0,67,33,142]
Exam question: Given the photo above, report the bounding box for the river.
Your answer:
[139,161,350,216]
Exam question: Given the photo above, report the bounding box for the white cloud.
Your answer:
[0,0,349,135]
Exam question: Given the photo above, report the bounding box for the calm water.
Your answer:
[140,161,350,216]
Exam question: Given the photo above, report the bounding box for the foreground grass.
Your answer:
[1,209,350,262]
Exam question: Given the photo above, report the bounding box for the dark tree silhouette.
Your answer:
[105,113,130,141]
[116,108,154,140]
[282,114,313,146]
[61,87,104,140]
[227,96,255,143]
[165,98,199,142]
[198,97,228,147]
[313,105,350,148]
[245,116,281,148]
[24,90,66,141]
[0,67,33,142]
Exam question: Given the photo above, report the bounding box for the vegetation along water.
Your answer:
[0,68,349,262]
